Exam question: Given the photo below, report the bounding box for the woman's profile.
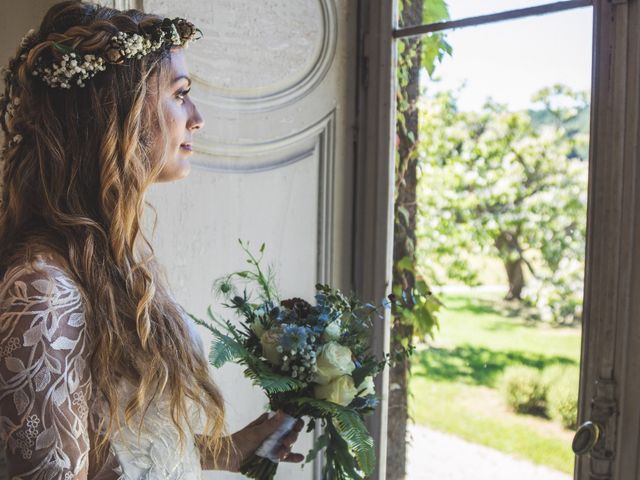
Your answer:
[0,1,303,478]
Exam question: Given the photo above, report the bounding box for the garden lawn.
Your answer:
[409,292,582,474]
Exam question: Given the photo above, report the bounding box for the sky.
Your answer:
[420,2,593,111]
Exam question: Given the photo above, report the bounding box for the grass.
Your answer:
[409,292,582,474]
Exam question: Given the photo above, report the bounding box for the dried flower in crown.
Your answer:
[33,52,107,89]
[20,29,37,49]
[29,17,201,90]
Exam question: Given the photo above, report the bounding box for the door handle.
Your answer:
[572,421,602,455]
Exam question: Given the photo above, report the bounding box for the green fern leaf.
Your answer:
[208,331,247,368]
[243,365,306,394]
[293,397,375,475]
[325,420,365,480]
[333,410,375,475]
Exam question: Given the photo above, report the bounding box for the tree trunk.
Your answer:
[386,322,413,478]
[495,232,525,300]
[387,1,423,478]
[504,258,525,300]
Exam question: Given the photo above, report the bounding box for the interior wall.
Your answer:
[0,0,59,144]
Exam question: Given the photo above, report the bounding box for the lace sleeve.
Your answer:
[0,265,91,480]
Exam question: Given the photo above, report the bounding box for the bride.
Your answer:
[0,1,304,478]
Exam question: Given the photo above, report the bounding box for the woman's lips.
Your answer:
[180,143,193,152]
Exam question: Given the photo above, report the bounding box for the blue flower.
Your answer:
[318,311,330,324]
[279,324,309,351]
[315,293,327,305]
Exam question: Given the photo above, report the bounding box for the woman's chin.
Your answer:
[155,159,191,183]
[175,160,191,180]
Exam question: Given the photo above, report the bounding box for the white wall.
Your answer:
[0,0,59,150]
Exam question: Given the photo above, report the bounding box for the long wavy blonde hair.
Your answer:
[0,0,229,469]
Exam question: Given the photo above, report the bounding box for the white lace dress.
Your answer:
[0,255,206,479]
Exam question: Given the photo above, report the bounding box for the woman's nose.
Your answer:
[189,103,205,131]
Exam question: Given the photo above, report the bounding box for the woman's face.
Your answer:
[151,49,204,183]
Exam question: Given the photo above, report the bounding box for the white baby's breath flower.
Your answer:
[32,20,199,89]
[170,24,181,45]
[20,29,36,48]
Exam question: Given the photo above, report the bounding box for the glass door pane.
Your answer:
[392,6,593,479]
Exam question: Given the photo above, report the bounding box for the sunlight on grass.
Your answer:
[409,379,576,474]
[410,291,582,474]
[432,293,581,362]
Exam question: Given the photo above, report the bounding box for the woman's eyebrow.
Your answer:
[172,75,192,87]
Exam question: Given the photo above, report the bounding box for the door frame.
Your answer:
[353,0,640,478]
[353,1,397,479]
[579,0,639,478]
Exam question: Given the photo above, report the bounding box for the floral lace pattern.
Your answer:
[0,256,205,479]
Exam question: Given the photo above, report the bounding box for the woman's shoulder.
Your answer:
[0,253,85,335]
[0,252,77,299]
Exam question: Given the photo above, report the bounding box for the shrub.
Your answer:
[500,366,548,416]
[544,365,580,430]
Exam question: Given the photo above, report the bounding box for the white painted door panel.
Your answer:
[138,1,357,479]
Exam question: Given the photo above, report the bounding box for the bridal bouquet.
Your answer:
[189,240,399,480]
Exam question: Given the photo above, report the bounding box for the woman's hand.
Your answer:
[224,411,305,472]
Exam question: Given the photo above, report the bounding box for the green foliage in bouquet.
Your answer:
[188,240,402,480]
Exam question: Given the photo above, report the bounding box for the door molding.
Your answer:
[186,0,338,113]
[578,0,640,478]
[110,0,337,113]
[191,110,336,172]
[353,1,397,479]
[111,0,143,10]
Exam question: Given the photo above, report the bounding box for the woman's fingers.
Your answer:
[277,442,304,463]
[278,444,291,458]
[280,429,299,448]
[281,452,305,463]
[279,418,304,448]
[277,419,305,462]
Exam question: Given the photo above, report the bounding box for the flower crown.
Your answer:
[31,17,201,89]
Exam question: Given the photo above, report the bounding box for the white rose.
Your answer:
[356,376,375,397]
[314,375,358,406]
[260,330,282,366]
[251,319,266,338]
[321,320,342,342]
[314,342,355,385]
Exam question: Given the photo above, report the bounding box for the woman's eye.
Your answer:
[176,88,191,102]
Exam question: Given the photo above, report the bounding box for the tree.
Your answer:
[387,1,450,478]
[416,87,589,323]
